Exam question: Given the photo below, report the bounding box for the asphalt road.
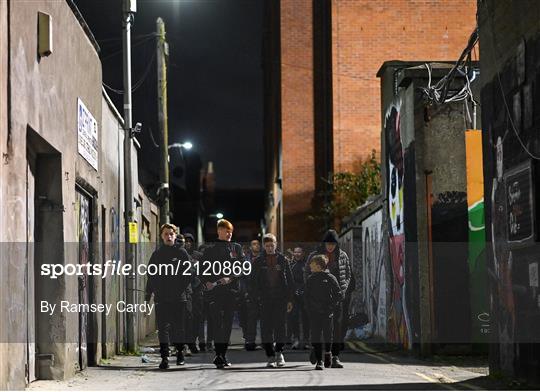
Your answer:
[28,344,490,390]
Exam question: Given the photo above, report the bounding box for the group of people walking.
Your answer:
[145,219,353,371]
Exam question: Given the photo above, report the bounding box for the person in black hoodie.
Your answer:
[200,219,245,368]
[305,254,344,370]
[145,223,192,370]
[250,233,294,368]
[305,229,352,368]
[288,246,310,349]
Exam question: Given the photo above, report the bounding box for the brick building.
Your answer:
[263,0,478,242]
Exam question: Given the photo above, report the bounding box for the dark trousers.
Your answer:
[260,298,287,357]
[288,295,310,342]
[339,294,352,352]
[185,299,194,345]
[156,302,187,358]
[202,298,214,345]
[310,312,333,362]
[243,297,260,343]
[208,295,235,356]
[192,290,205,345]
[331,304,344,356]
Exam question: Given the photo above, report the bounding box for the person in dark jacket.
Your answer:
[145,223,192,369]
[200,219,245,368]
[250,233,294,368]
[182,233,204,354]
[241,239,261,351]
[288,246,310,349]
[305,254,344,370]
[305,229,351,368]
[197,243,214,352]
[183,233,195,254]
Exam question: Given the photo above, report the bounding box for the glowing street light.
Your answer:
[168,141,193,150]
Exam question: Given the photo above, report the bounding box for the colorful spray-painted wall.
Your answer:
[361,210,387,338]
[465,130,490,344]
[378,62,483,350]
[385,100,413,348]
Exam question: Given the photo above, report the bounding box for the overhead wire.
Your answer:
[100,34,156,62]
[102,51,156,95]
[420,28,479,106]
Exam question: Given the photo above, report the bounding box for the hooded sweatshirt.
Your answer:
[305,229,352,294]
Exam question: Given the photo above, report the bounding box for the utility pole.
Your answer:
[156,17,170,226]
[122,0,137,352]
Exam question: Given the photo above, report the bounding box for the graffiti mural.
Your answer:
[490,137,515,371]
[385,101,412,348]
[465,130,490,343]
[361,210,386,338]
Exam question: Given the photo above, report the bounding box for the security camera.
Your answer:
[133,122,142,133]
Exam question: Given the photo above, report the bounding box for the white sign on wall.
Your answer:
[77,98,98,171]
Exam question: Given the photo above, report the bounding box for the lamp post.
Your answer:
[122,0,137,352]
[168,142,193,160]
[162,142,193,225]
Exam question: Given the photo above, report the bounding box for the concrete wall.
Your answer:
[135,184,159,343]
[0,0,8,389]
[1,1,160,388]
[478,0,540,380]
[4,0,102,386]
[340,196,390,340]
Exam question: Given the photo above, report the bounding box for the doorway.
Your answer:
[75,186,96,368]
[26,127,63,381]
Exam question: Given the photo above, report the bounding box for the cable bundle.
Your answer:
[421,28,479,106]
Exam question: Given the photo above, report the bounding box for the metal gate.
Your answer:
[76,189,91,370]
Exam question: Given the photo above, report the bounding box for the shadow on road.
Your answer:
[221,376,502,390]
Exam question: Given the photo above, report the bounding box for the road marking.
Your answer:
[415,372,439,383]
[347,341,393,364]
[415,372,457,390]
[347,341,483,390]
[432,373,483,391]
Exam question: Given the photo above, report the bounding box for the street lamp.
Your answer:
[168,142,193,162]
[168,141,193,151]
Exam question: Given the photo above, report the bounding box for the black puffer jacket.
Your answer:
[305,270,344,316]
[304,229,352,294]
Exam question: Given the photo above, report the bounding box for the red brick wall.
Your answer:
[281,0,318,242]
[280,0,477,242]
[332,0,477,172]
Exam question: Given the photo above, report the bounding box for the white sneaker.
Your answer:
[266,356,276,368]
[276,352,285,367]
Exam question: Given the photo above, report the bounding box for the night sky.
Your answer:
[74,0,265,191]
